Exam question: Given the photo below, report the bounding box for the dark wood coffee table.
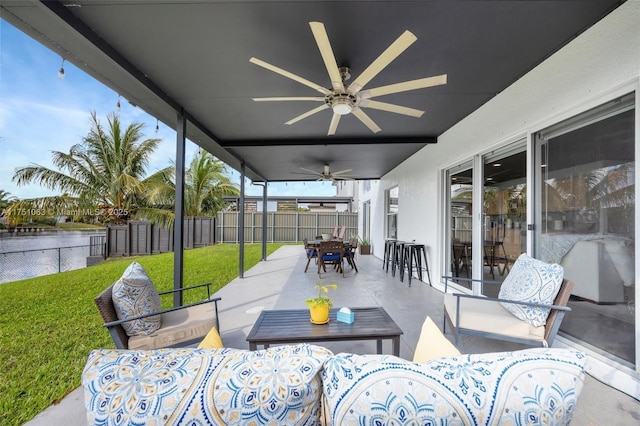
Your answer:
[246,306,403,356]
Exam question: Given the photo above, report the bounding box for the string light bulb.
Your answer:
[155,119,159,133]
[58,58,65,79]
[116,95,121,111]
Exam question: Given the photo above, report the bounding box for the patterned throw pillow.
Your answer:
[321,349,586,425]
[82,344,333,426]
[498,253,564,327]
[111,262,161,336]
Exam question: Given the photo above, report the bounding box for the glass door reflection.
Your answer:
[449,164,473,290]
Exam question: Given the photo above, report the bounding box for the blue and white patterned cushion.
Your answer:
[111,262,162,336]
[322,348,586,425]
[498,253,564,327]
[82,344,333,425]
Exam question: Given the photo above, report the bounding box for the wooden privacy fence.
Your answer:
[105,212,359,257]
[106,217,214,257]
[216,211,358,243]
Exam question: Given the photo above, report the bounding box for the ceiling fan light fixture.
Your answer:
[332,98,353,115]
[328,93,357,115]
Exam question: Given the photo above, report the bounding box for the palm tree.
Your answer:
[10,111,167,224]
[0,190,16,211]
[140,150,240,228]
[0,190,17,227]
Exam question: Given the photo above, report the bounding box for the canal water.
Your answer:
[0,230,106,284]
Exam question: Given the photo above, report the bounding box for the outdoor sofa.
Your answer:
[82,316,587,425]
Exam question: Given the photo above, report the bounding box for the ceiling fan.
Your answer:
[250,21,447,135]
[294,164,354,181]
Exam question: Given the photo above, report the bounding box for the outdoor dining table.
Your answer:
[304,239,356,273]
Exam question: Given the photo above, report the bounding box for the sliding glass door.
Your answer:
[481,143,527,296]
[534,93,636,366]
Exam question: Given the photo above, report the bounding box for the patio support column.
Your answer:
[261,182,267,261]
[252,182,268,261]
[173,109,186,306]
[239,161,245,278]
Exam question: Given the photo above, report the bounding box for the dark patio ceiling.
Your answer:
[1,0,623,183]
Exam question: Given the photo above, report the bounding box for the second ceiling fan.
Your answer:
[295,164,354,182]
[250,21,447,136]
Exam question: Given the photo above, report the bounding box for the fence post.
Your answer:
[270,212,274,243]
[58,248,61,273]
[251,212,255,243]
[220,212,224,243]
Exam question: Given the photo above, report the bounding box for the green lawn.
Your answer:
[0,243,282,426]
[56,222,106,231]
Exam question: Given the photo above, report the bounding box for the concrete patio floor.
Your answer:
[26,245,639,425]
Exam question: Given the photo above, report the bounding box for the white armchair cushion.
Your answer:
[444,293,546,342]
[111,262,161,336]
[498,253,564,327]
[127,301,218,350]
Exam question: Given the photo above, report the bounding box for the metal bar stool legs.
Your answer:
[401,243,432,286]
[400,243,414,284]
[391,241,405,277]
[412,244,432,286]
[383,239,395,272]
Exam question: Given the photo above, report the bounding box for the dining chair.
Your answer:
[343,236,359,273]
[303,238,319,272]
[317,241,345,277]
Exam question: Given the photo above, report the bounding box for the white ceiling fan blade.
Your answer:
[298,167,324,176]
[285,104,329,125]
[309,22,345,92]
[348,30,417,94]
[331,168,353,175]
[328,113,341,135]
[250,57,331,95]
[361,74,448,98]
[359,99,424,117]
[352,107,382,133]
[252,97,325,102]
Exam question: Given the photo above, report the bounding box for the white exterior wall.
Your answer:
[361,0,640,396]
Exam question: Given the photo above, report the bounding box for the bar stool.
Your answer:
[383,239,396,272]
[399,242,414,283]
[391,240,405,277]
[402,243,432,286]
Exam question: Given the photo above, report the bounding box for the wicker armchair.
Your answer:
[95,282,221,350]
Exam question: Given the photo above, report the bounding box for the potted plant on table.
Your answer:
[305,282,338,324]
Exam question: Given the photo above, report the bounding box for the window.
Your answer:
[362,200,371,242]
[386,187,398,239]
[447,162,474,290]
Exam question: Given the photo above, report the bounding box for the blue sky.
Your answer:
[0,19,335,201]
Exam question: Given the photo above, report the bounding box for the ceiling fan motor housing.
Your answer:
[326,92,357,115]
